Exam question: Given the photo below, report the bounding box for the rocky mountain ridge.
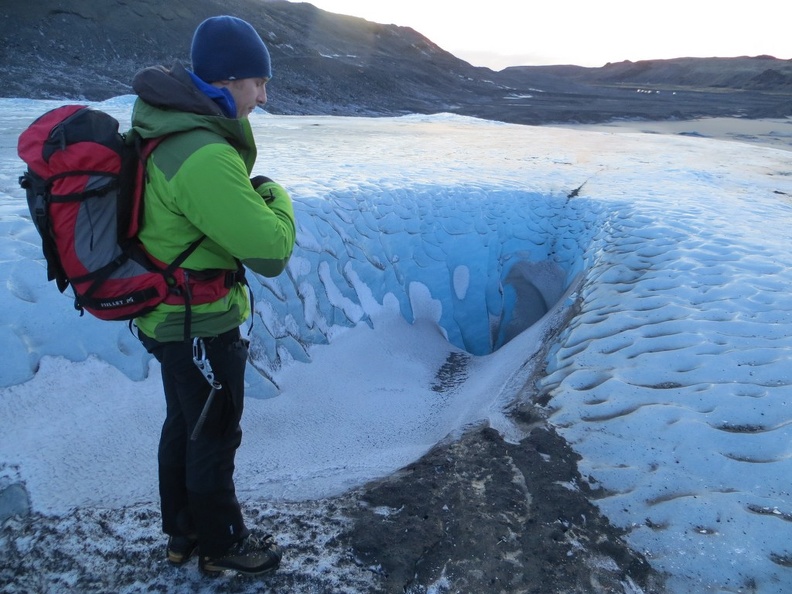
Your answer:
[1,0,790,124]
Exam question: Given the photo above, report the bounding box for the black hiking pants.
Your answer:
[140,327,250,557]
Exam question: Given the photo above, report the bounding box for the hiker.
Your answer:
[130,15,296,575]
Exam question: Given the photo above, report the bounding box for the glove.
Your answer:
[250,175,274,188]
[250,175,277,203]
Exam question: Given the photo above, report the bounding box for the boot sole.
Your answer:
[167,544,198,566]
[200,562,279,577]
[168,553,195,566]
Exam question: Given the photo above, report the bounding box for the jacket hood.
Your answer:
[130,63,251,144]
[132,63,223,117]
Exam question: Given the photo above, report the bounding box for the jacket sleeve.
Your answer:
[173,141,296,277]
[246,179,296,276]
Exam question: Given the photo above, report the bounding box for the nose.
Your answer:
[257,85,268,108]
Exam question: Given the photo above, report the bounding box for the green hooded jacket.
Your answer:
[129,64,296,342]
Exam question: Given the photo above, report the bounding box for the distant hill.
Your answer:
[509,56,792,92]
[1,0,790,124]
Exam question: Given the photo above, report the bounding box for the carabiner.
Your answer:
[192,337,222,389]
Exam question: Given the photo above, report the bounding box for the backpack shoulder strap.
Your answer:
[124,133,169,239]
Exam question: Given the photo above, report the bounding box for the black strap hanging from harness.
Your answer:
[162,238,207,344]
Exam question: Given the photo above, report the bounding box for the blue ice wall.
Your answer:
[246,187,603,387]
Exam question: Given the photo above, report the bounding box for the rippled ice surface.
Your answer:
[1,97,792,593]
[540,161,792,592]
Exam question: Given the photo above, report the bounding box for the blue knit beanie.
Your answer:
[191,16,272,83]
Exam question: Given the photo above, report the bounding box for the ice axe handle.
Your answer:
[191,386,217,441]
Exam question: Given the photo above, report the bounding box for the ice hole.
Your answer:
[247,189,595,384]
[493,258,569,350]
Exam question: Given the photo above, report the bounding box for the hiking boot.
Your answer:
[167,535,198,566]
[199,534,282,576]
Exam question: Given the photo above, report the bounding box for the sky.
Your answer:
[302,0,792,69]
[3,96,792,592]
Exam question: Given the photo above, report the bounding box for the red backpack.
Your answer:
[17,105,241,330]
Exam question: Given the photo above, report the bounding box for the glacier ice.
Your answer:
[244,187,601,396]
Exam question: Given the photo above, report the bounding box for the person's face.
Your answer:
[225,77,268,118]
